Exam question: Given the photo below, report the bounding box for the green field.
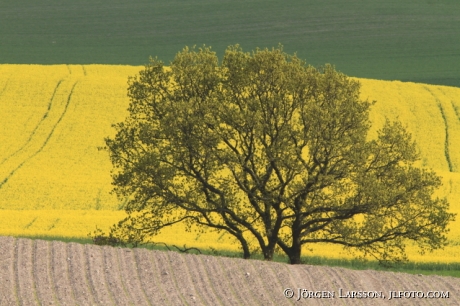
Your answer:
[1,0,460,86]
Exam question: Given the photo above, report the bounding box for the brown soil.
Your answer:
[0,236,459,305]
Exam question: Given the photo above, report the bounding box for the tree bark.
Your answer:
[287,245,302,264]
[242,243,251,259]
[263,247,275,261]
[236,234,251,259]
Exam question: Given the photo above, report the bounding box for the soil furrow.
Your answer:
[267,261,303,305]
[185,253,224,305]
[63,241,78,303]
[229,256,278,305]
[314,265,348,305]
[115,248,134,304]
[105,247,136,305]
[29,239,42,305]
[13,238,24,305]
[0,236,17,305]
[290,262,319,289]
[133,248,171,305]
[148,249,183,305]
[85,244,116,305]
[82,244,99,303]
[390,271,414,291]
[164,250,208,305]
[359,270,389,291]
[197,255,243,305]
[406,273,439,306]
[376,271,411,306]
[67,242,96,305]
[265,262,298,306]
[429,275,460,306]
[50,240,75,305]
[0,237,459,305]
[394,272,440,306]
[115,247,149,305]
[260,258,293,297]
[245,259,291,305]
[357,270,394,304]
[430,275,460,295]
[15,249,37,306]
[213,255,257,305]
[46,240,59,305]
[33,239,58,305]
[230,257,266,305]
[285,264,325,305]
[322,266,362,305]
[150,250,189,305]
[130,248,153,306]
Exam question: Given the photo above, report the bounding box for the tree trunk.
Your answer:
[263,235,279,261]
[236,234,251,259]
[287,236,302,264]
[242,242,251,259]
[263,248,274,261]
[286,216,303,264]
[288,246,302,264]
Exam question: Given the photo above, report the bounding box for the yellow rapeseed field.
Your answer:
[1,65,460,263]
[0,64,140,210]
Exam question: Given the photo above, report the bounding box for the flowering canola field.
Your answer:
[1,65,460,263]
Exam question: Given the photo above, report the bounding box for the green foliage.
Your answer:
[103,44,455,264]
[88,227,122,247]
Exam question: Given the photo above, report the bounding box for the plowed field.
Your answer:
[0,237,458,305]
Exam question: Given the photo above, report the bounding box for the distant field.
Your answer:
[0,64,460,264]
[1,1,460,86]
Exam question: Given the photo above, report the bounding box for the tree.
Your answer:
[101,44,455,264]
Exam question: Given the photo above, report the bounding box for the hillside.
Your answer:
[0,64,138,210]
[1,64,460,262]
[0,236,458,305]
[1,1,459,86]
[1,65,460,211]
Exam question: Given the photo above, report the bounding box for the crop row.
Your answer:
[1,236,459,305]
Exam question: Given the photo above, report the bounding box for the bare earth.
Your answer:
[0,237,459,305]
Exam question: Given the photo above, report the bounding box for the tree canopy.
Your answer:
[100,45,455,264]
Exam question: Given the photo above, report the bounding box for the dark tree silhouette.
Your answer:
[99,45,455,264]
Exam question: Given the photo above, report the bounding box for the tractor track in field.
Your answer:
[450,99,460,123]
[0,236,459,305]
[0,79,9,97]
[0,79,63,167]
[0,80,78,189]
[436,102,452,172]
[424,86,455,173]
